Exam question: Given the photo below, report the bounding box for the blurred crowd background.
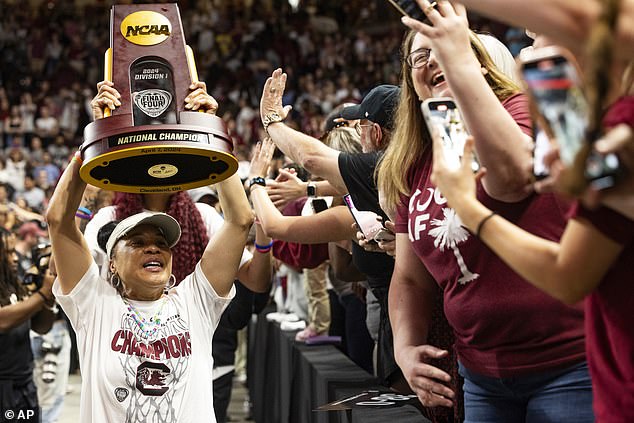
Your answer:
[0,0,529,220]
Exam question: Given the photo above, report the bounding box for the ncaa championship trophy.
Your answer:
[80,4,237,193]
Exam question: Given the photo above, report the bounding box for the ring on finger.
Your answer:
[424,1,438,14]
[270,87,276,93]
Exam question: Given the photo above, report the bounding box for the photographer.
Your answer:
[27,243,72,423]
[0,228,56,419]
[14,221,47,283]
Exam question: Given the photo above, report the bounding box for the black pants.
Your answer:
[371,287,402,386]
[213,370,234,423]
[0,378,38,422]
[339,293,374,374]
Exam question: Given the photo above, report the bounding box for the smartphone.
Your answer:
[343,194,395,243]
[519,46,620,188]
[386,0,428,23]
[421,98,479,172]
[311,198,328,214]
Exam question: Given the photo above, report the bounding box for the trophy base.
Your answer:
[80,143,237,193]
[80,112,237,193]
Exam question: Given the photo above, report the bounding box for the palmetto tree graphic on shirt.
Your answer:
[428,208,479,284]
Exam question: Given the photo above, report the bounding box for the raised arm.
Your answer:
[236,223,273,293]
[260,69,346,192]
[248,138,355,243]
[0,271,55,334]
[200,172,254,297]
[403,3,533,201]
[45,153,93,295]
[451,0,634,60]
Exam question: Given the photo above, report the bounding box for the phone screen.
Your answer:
[521,53,620,187]
[343,194,389,242]
[422,99,478,172]
[521,55,587,167]
[311,198,328,214]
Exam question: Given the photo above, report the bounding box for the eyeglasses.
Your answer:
[355,122,373,135]
[406,48,431,69]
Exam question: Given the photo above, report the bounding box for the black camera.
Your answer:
[23,242,52,289]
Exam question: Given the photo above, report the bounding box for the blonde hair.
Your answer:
[324,126,362,154]
[377,30,522,210]
[476,33,523,85]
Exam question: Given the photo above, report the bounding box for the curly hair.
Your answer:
[114,192,210,283]
[0,229,24,306]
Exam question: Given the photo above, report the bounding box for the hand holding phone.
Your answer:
[343,194,395,243]
[421,98,479,172]
[518,46,620,190]
[386,0,428,23]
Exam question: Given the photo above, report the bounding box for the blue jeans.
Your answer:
[458,361,594,423]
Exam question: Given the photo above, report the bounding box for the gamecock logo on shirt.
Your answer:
[136,361,170,396]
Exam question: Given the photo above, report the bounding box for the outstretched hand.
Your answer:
[260,68,293,124]
[582,124,634,218]
[401,1,472,67]
[266,168,306,209]
[248,137,276,180]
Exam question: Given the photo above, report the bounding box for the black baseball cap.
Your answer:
[341,85,400,130]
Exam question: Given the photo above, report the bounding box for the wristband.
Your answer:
[75,208,93,220]
[475,211,497,238]
[255,240,274,253]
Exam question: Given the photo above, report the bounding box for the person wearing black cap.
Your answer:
[46,147,253,422]
[259,68,404,389]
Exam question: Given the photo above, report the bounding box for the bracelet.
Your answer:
[262,112,284,134]
[255,240,274,253]
[475,211,497,238]
[75,211,93,220]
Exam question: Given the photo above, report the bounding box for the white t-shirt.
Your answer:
[53,262,235,423]
[84,203,252,279]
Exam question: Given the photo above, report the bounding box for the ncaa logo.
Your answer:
[121,11,172,46]
[114,387,129,402]
[133,89,172,118]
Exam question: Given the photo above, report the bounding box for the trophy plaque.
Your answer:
[80,4,237,193]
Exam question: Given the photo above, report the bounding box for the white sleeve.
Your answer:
[174,262,236,331]
[52,262,117,333]
[83,206,117,272]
